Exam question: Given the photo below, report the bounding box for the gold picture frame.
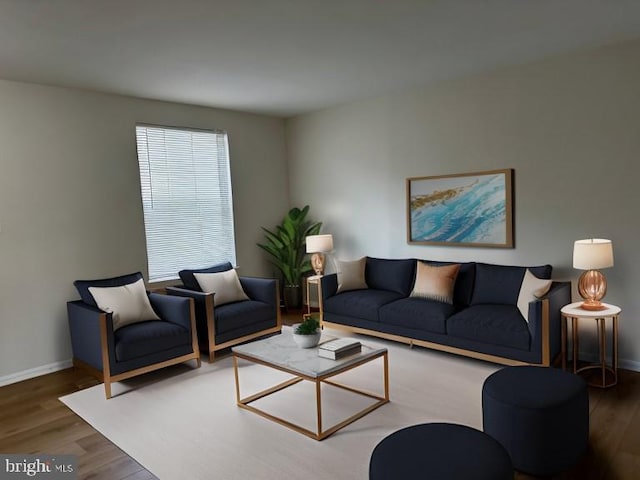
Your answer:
[407,169,514,248]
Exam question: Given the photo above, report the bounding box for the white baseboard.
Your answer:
[619,358,640,372]
[574,351,640,373]
[0,359,73,387]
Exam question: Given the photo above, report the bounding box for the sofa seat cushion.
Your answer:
[324,289,404,323]
[379,298,455,334]
[214,300,274,335]
[114,320,191,362]
[446,305,531,351]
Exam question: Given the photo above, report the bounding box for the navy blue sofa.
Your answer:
[320,257,571,366]
[166,262,281,362]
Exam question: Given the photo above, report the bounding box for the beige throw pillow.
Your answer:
[336,257,368,293]
[194,269,249,306]
[410,262,460,304]
[89,278,160,330]
[517,269,552,322]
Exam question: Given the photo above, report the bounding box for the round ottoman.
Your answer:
[482,366,589,476]
[369,423,513,480]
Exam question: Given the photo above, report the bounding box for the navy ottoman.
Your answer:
[369,423,513,480]
[482,366,589,476]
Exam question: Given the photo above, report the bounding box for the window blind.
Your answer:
[135,124,236,282]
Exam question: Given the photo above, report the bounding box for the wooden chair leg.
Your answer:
[104,379,112,399]
[209,350,215,363]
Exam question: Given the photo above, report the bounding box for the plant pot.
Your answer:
[283,284,302,310]
[292,329,321,348]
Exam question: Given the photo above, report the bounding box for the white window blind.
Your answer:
[135,124,236,282]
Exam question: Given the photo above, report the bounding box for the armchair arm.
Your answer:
[320,274,338,300]
[527,281,571,364]
[544,281,571,361]
[67,300,115,372]
[239,277,278,305]
[165,286,214,342]
[165,286,212,316]
[148,293,193,331]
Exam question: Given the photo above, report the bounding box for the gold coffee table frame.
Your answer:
[233,348,389,441]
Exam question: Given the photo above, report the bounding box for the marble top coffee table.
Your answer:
[232,330,389,440]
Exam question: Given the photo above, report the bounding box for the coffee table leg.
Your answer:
[233,354,241,404]
[383,352,390,401]
[316,380,322,439]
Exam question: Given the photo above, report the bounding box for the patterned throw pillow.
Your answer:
[410,262,460,304]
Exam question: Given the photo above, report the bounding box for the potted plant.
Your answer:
[257,205,322,309]
[292,314,321,348]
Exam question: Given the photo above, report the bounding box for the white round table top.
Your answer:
[561,302,621,317]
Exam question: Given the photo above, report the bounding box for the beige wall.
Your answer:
[0,80,289,382]
[286,39,640,368]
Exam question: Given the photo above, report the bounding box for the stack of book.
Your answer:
[318,338,362,360]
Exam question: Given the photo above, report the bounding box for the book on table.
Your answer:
[318,338,362,359]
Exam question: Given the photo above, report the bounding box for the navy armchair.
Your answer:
[67,272,200,398]
[166,263,281,362]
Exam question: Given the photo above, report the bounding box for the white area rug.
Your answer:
[60,328,499,480]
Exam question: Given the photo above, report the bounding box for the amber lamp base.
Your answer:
[310,252,325,276]
[578,269,607,311]
[579,300,607,311]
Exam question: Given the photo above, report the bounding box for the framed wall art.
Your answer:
[407,168,514,248]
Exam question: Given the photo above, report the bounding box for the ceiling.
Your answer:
[2,0,640,118]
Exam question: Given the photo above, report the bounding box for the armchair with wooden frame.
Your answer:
[166,262,281,362]
[67,272,201,399]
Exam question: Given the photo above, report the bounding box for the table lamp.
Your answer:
[306,234,333,276]
[573,238,614,311]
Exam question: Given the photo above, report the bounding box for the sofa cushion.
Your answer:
[214,300,274,335]
[379,298,455,334]
[517,270,552,322]
[411,262,460,304]
[336,257,368,293]
[324,289,404,323]
[194,269,249,306]
[425,261,476,307]
[179,262,234,291]
[74,271,144,308]
[447,304,531,351]
[366,257,416,296]
[89,278,161,330]
[471,263,552,306]
[114,320,191,362]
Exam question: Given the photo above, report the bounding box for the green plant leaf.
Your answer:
[257,205,323,287]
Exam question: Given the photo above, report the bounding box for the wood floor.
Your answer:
[1,325,639,479]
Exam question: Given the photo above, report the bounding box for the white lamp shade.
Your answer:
[573,238,614,270]
[306,234,334,253]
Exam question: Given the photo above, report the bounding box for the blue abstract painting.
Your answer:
[407,169,513,247]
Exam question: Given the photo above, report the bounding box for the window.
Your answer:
[135,124,236,282]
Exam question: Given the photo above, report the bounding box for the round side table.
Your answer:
[561,302,621,388]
